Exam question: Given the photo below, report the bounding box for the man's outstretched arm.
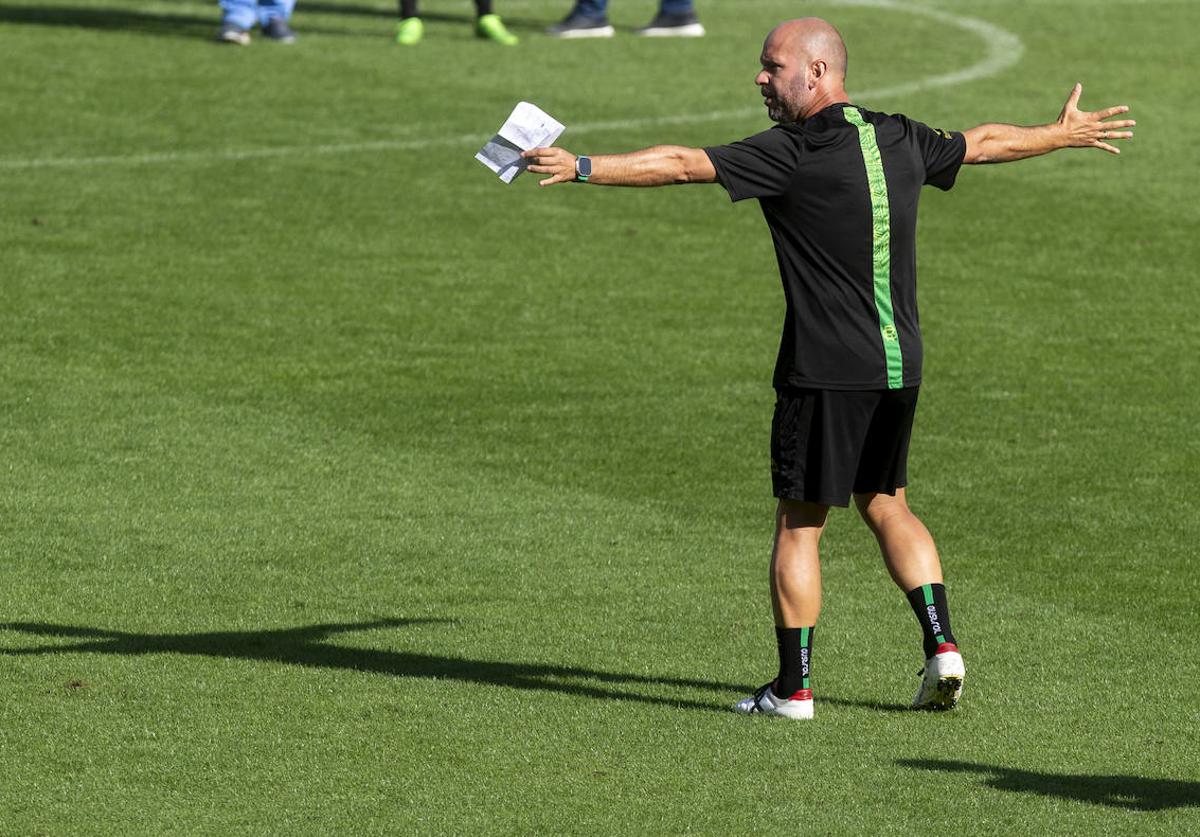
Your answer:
[963,83,1135,164]
[521,145,717,187]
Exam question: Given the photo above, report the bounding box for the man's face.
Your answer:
[756,33,809,123]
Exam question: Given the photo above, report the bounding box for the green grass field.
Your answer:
[3,0,1199,832]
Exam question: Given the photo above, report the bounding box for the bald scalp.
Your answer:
[768,17,848,79]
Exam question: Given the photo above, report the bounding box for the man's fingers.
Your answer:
[1101,119,1137,130]
[1065,82,1082,111]
[1093,141,1121,155]
[1096,105,1131,120]
[522,148,567,168]
[523,146,578,184]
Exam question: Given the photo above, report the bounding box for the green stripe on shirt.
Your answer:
[844,106,904,389]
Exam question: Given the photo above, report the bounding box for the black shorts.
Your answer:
[770,386,920,507]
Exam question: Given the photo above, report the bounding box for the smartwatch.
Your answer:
[575,155,592,183]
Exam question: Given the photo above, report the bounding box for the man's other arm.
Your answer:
[521,145,717,186]
[963,84,1134,164]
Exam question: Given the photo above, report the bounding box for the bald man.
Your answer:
[522,18,1134,719]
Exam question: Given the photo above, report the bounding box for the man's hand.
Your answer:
[522,147,578,186]
[963,84,1135,164]
[1057,83,1135,154]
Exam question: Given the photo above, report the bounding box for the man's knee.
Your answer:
[776,499,828,539]
[853,490,913,532]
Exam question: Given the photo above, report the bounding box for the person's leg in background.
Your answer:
[258,0,297,43]
[546,0,614,38]
[217,0,258,44]
[474,0,519,45]
[637,0,704,37]
[396,0,424,44]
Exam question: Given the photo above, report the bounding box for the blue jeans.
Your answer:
[221,0,295,28]
[574,0,693,17]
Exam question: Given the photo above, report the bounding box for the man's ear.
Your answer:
[810,59,827,85]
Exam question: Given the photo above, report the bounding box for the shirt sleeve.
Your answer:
[903,117,967,191]
[704,126,803,202]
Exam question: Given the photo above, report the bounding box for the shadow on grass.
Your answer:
[0,4,215,38]
[897,759,1200,811]
[0,618,752,713]
[0,3,548,39]
[302,3,548,32]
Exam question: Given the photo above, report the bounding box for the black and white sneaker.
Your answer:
[261,17,297,43]
[635,11,705,37]
[217,23,251,45]
[546,11,614,38]
[733,682,814,719]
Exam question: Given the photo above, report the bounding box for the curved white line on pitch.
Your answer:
[571,0,1023,135]
[0,2,1021,171]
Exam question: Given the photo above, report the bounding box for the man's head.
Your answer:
[757,18,849,123]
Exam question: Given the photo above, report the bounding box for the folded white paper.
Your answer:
[476,102,566,184]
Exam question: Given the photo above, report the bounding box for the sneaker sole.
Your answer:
[217,32,251,45]
[919,675,963,710]
[732,696,814,720]
[733,702,813,720]
[637,23,705,37]
[547,25,615,38]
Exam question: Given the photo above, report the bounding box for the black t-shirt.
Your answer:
[705,103,966,391]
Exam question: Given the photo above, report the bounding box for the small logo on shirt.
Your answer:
[882,324,899,342]
[935,128,953,140]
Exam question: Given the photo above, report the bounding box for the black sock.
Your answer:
[774,626,814,697]
[399,0,417,19]
[905,582,957,658]
[475,0,494,15]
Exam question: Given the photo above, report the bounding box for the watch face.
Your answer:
[577,157,592,177]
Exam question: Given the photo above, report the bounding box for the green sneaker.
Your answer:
[395,16,423,45]
[476,13,518,45]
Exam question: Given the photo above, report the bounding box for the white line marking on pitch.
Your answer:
[0,2,1021,172]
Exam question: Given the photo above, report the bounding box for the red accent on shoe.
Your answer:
[786,688,813,701]
[935,642,959,655]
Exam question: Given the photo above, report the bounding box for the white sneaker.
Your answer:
[733,682,814,719]
[216,23,251,45]
[545,12,615,38]
[912,643,965,710]
[634,11,705,37]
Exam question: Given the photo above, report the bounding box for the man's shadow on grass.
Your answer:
[898,759,1200,812]
[0,618,752,713]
